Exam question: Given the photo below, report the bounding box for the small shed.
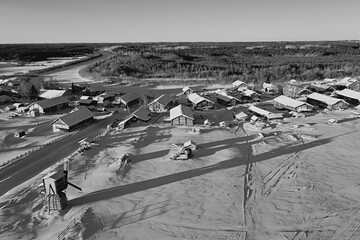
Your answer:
[14,130,26,138]
[234,112,248,121]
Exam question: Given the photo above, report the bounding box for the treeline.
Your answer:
[82,41,360,85]
[0,43,112,62]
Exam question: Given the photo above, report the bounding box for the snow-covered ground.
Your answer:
[0,57,86,77]
[1,109,360,239]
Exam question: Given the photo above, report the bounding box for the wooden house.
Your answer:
[169,105,194,126]
[51,107,94,132]
[187,93,214,110]
[147,94,173,112]
[335,89,360,105]
[29,97,69,114]
[273,95,313,112]
[113,92,141,108]
[307,93,349,110]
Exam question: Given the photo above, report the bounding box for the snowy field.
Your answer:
[1,109,360,239]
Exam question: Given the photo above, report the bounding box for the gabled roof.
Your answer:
[39,90,67,99]
[309,84,335,92]
[273,95,308,108]
[53,107,94,127]
[132,107,151,121]
[248,105,271,116]
[170,104,194,120]
[187,93,214,105]
[35,97,69,109]
[78,99,95,104]
[263,83,278,90]
[214,89,227,95]
[287,79,302,85]
[336,89,360,101]
[307,92,346,105]
[117,92,140,105]
[235,111,248,120]
[148,94,173,106]
[232,80,246,87]
[217,94,232,102]
[336,77,358,87]
[182,86,193,93]
[243,89,258,97]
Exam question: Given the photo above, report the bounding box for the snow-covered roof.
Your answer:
[248,105,271,116]
[187,93,213,105]
[273,95,307,108]
[39,90,67,99]
[307,93,345,105]
[214,89,227,96]
[170,104,194,120]
[336,89,360,101]
[147,94,173,107]
[263,83,278,90]
[243,89,258,97]
[235,111,248,120]
[232,80,246,88]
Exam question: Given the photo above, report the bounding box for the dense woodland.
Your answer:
[0,43,111,63]
[82,41,360,85]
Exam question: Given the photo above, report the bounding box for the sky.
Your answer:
[0,0,359,43]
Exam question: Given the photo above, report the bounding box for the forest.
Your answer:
[0,43,111,63]
[81,41,360,86]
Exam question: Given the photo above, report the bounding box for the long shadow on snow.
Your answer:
[70,134,340,206]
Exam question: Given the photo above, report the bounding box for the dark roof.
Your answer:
[148,94,173,106]
[78,99,95,104]
[35,97,68,109]
[217,94,232,102]
[119,92,140,104]
[309,85,335,92]
[132,107,151,121]
[55,107,94,127]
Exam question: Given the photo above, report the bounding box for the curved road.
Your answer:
[0,114,118,197]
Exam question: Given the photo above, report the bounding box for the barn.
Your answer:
[307,93,349,110]
[147,94,173,112]
[334,77,360,91]
[187,93,214,110]
[215,91,241,106]
[273,95,313,112]
[38,90,69,99]
[169,105,194,126]
[51,107,94,132]
[308,84,335,95]
[29,97,69,114]
[335,89,360,105]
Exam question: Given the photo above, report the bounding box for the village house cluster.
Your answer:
[2,75,360,136]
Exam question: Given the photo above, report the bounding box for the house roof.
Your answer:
[232,80,246,87]
[214,89,227,95]
[35,97,69,109]
[170,104,194,120]
[53,107,94,127]
[336,89,360,101]
[38,90,67,99]
[217,94,232,102]
[148,94,173,107]
[336,77,358,87]
[132,107,151,121]
[263,83,278,90]
[309,84,334,92]
[187,93,213,105]
[182,86,193,93]
[78,99,95,104]
[117,92,140,105]
[287,79,302,85]
[274,95,308,108]
[235,111,248,119]
[307,92,346,105]
[243,89,257,97]
[248,105,271,116]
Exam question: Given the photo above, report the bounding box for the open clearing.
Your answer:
[1,108,360,240]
